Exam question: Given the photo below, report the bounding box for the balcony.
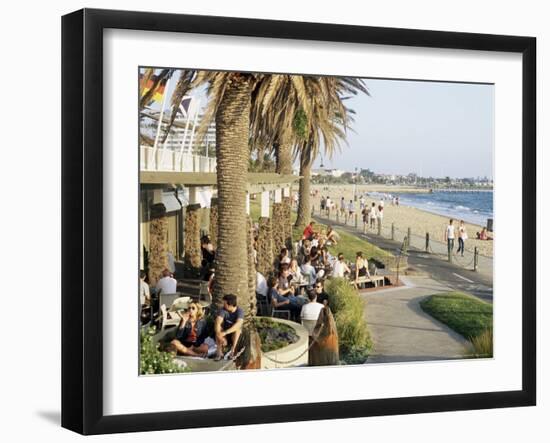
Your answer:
[140,146,216,173]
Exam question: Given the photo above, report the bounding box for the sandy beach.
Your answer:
[311,184,494,257]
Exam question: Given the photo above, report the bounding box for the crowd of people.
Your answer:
[139,212,378,361]
[255,219,375,331]
[319,194,388,234]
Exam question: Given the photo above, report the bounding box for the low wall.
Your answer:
[261,318,310,369]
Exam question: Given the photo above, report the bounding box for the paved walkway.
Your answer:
[362,276,474,363]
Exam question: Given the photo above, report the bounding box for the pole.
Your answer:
[355,213,358,228]
[391,223,395,240]
[474,247,479,272]
[425,232,430,253]
[377,219,382,236]
[448,240,452,263]
[407,227,411,250]
[153,76,171,151]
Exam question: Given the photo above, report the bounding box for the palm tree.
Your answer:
[294,77,369,228]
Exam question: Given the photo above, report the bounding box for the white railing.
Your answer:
[140,146,217,173]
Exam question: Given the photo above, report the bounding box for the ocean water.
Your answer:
[380,191,493,226]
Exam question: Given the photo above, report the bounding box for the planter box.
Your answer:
[261,318,310,369]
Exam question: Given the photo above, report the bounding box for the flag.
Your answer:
[139,74,167,104]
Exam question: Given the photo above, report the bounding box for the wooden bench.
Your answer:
[352,275,386,288]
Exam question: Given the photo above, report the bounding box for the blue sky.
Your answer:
[318,78,494,179]
[147,71,494,179]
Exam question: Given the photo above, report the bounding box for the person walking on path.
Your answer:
[445,219,456,256]
[339,197,346,219]
[457,220,468,256]
[369,202,377,229]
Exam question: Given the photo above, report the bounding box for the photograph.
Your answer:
[138,67,494,374]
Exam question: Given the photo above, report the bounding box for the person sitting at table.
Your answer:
[156,269,177,295]
[278,247,291,267]
[314,279,330,306]
[277,263,296,296]
[332,253,351,278]
[311,232,320,248]
[139,270,150,306]
[289,258,305,285]
[299,239,312,263]
[300,256,317,285]
[310,246,321,268]
[214,294,244,361]
[268,276,305,316]
[169,302,209,357]
[354,251,371,288]
[301,289,325,326]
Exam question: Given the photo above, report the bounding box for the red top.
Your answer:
[303,224,314,239]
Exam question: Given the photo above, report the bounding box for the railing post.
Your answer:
[425,232,430,253]
[377,219,382,236]
[474,247,479,272]
[354,213,358,228]
[407,227,411,249]
[448,240,452,263]
[391,223,395,240]
[311,205,315,216]
[336,210,339,223]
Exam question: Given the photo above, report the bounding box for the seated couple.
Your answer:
[268,275,307,315]
[169,294,244,361]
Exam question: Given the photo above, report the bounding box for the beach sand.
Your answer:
[311,184,494,257]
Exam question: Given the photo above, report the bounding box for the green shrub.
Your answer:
[325,278,372,363]
[140,327,189,375]
[470,328,493,358]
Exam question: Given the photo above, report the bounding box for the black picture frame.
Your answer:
[62,8,536,435]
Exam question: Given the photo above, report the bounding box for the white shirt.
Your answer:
[459,226,468,240]
[379,200,385,208]
[256,272,268,297]
[140,280,150,305]
[332,260,347,278]
[446,225,455,240]
[301,301,324,320]
[347,202,354,212]
[156,276,177,294]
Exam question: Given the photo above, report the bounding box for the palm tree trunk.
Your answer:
[275,135,293,249]
[209,197,218,249]
[148,203,169,286]
[295,142,313,228]
[211,75,262,370]
[184,203,202,277]
[212,75,252,309]
[257,217,274,277]
[247,217,257,316]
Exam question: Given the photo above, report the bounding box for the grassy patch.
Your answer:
[420,292,493,357]
[249,198,389,261]
[325,278,372,364]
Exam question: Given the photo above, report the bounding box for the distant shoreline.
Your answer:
[310,184,494,257]
[312,184,492,194]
